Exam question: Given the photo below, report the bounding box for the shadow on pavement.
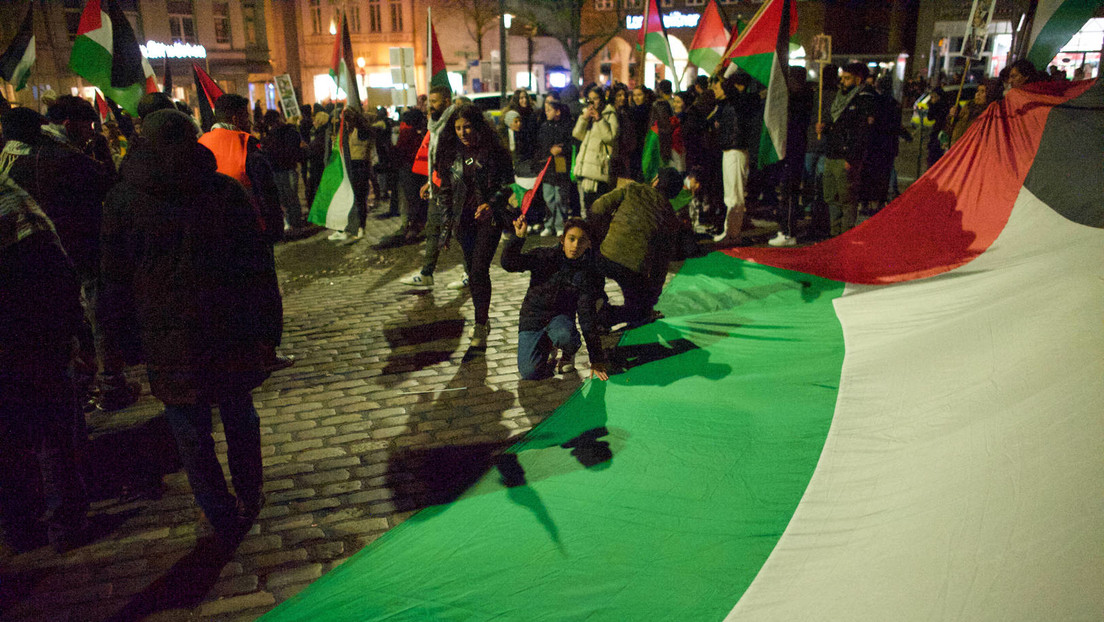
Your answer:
[85,415,181,503]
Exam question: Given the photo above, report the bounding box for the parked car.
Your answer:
[911,84,979,127]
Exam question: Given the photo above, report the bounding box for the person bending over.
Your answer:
[502,216,609,381]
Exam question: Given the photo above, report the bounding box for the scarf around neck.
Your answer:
[831,85,861,122]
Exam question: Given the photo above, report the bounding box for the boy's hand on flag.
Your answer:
[513,215,529,238]
[591,363,609,381]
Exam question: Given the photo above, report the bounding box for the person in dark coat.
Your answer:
[502,216,608,381]
[0,173,90,553]
[817,62,878,236]
[98,109,282,543]
[0,105,138,412]
[378,106,428,245]
[261,110,306,231]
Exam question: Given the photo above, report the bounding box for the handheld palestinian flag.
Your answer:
[521,157,552,216]
[94,90,111,123]
[723,0,797,166]
[641,122,664,182]
[308,114,355,231]
[0,3,35,91]
[192,62,223,131]
[260,79,1104,622]
[69,0,156,116]
[427,9,449,91]
[688,0,728,73]
[716,16,748,75]
[636,0,674,72]
[330,11,362,112]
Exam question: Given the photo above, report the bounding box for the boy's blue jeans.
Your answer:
[517,314,581,380]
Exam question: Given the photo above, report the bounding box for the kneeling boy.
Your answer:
[502,216,609,380]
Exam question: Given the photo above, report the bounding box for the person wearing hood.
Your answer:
[816,62,878,236]
[98,109,282,543]
[587,167,683,329]
[502,216,608,381]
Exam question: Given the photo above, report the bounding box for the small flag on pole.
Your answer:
[94,90,111,123]
[0,3,35,92]
[636,0,675,72]
[722,0,798,166]
[427,9,449,91]
[192,62,223,131]
[521,157,553,216]
[688,0,729,73]
[69,0,157,115]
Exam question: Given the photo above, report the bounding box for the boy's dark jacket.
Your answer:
[501,235,607,365]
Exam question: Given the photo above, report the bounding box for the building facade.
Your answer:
[0,0,272,113]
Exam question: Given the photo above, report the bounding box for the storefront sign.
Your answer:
[140,40,207,59]
[625,12,700,30]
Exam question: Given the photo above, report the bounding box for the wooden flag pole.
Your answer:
[814,34,831,140]
[637,0,650,86]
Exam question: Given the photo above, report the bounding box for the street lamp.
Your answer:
[357,57,366,100]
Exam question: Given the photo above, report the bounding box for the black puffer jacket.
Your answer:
[99,141,282,405]
[500,236,607,365]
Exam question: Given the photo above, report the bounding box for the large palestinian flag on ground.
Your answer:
[263,79,1103,620]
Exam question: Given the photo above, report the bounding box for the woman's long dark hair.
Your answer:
[434,104,510,177]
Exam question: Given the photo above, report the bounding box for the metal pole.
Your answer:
[499,0,508,108]
[527,31,533,91]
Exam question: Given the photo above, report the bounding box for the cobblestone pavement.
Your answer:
[0,207,635,622]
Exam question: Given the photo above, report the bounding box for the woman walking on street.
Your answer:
[435,105,515,349]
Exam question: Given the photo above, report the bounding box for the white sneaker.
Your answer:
[713,232,738,243]
[768,232,797,247]
[446,274,469,289]
[328,231,348,242]
[401,273,433,287]
[557,352,576,374]
[470,323,490,348]
[540,228,555,237]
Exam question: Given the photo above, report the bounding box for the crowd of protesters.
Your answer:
[0,55,1063,556]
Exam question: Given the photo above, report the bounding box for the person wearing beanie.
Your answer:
[586,167,681,329]
[98,109,282,545]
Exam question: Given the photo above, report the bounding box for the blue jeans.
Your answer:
[163,392,262,532]
[517,314,581,380]
[542,182,568,234]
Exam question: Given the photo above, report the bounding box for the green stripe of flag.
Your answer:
[308,138,355,231]
[70,36,147,115]
[262,252,846,621]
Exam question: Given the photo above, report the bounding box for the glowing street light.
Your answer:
[329,19,337,35]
